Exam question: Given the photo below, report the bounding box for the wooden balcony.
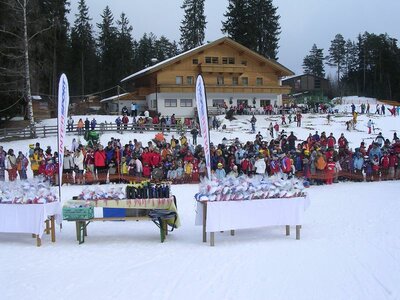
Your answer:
[199,64,246,74]
[157,84,291,95]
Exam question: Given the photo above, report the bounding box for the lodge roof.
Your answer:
[120,37,294,83]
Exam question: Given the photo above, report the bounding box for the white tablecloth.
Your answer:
[195,196,310,232]
[0,202,62,237]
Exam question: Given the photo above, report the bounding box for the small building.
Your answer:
[32,95,55,119]
[120,37,293,118]
[282,74,330,105]
[100,92,147,115]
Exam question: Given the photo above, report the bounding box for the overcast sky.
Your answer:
[70,0,400,76]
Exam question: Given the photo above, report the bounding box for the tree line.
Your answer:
[0,0,281,122]
[302,33,400,101]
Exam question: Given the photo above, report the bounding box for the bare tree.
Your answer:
[0,0,52,136]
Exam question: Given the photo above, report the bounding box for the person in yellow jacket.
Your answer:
[121,157,129,175]
[180,134,187,146]
[184,160,193,183]
[29,148,40,176]
[314,150,327,185]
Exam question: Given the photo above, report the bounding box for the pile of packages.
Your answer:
[195,174,306,202]
[77,186,126,201]
[0,178,58,204]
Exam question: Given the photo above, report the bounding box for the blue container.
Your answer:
[103,208,126,218]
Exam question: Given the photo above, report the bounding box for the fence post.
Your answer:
[43,126,46,138]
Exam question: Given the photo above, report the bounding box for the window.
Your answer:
[165,99,177,107]
[314,78,321,89]
[241,77,248,86]
[232,77,238,86]
[180,99,193,107]
[217,76,224,85]
[186,76,194,85]
[260,99,271,107]
[212,99,225,107]
[192,58,198,64]
[175,76,183,85]
[241,60,247,66]
[151,99,157,109]
[222,57,235,64]
[256,77,263,86]
[205,56,219,64]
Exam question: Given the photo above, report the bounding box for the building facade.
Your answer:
[282,74,330,104]
[121,37,294,118]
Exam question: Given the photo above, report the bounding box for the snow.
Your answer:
[1,109,400,300]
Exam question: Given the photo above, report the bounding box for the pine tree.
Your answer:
[249,0,280,59]
[302,44,325,77]
[179,0,206,51]
[39,0,70,97]
[115,12,135,79]
[135,33,157,70]
[343,39,358,77]
[70,0,98,97]
[155,36,180,61]
[222,0,281,59]
[221,0,253,49]
[97,6,118,91]
[327,34,346,86]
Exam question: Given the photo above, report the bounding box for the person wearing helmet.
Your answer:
[215,162,226,180]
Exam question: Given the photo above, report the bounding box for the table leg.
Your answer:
[50,216,56,242]
[286,225,290,236]
[202,202,207,243]
[45,220,50,234]
[230,230,235,236]
[296,225,301,240]
[75,221,79,241]
[210,232,215,247]
[160,220,166,243]
[36,236,41,247]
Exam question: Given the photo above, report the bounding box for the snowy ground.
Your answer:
[0,108,400,300]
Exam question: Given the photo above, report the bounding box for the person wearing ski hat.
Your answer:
[215,162,226,180]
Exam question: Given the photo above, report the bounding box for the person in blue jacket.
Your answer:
[368,142,382,162]
[353,151,364,181]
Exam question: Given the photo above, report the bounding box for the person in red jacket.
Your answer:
[269,155,280,175]
[94,145,107,183]
[327,133,336,149]
[38,159,46,176]
[122,115,129,130]
[326,157,336,184]
[150,148,162,168]
[240,155,253,175]
[142,162,151,178]
[281,152,292,177]
[380,152,390,180]
[141,147,152,167]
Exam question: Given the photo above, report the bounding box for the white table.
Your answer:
[0,202,62,246]
[195,196,310,246]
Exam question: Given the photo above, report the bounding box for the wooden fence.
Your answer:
[0,122,195,140]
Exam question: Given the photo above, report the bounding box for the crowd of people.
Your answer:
[1,122,399,186]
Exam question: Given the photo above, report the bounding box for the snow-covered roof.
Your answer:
[121,37,294,83]
[100,93,129,103]
[121,43,205,83]
[282,74,328,81]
